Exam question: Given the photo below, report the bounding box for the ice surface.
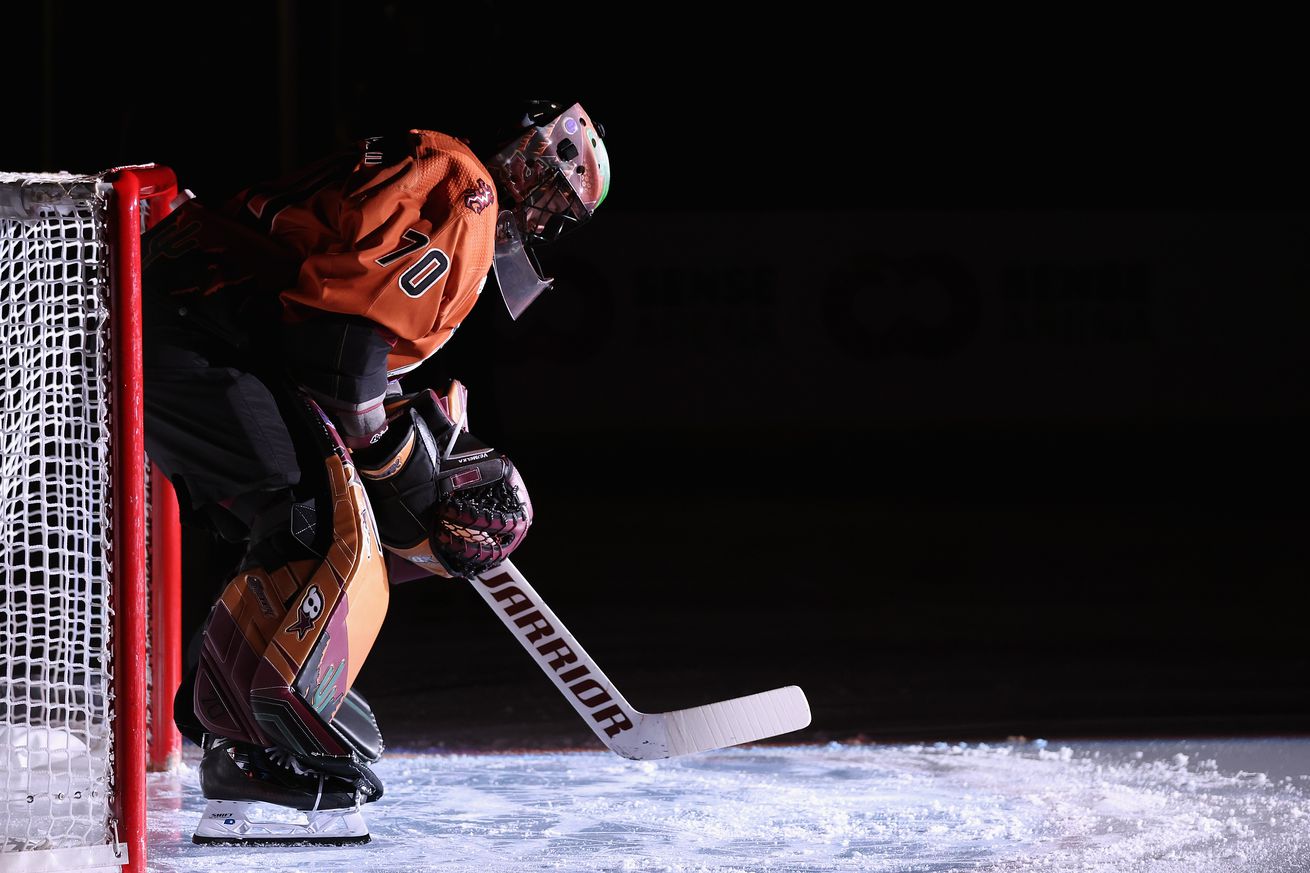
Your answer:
[146,739,1310,872]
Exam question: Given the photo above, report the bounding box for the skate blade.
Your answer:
[193,833,371,846]
[193,799,370,846]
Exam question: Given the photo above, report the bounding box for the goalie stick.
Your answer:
[470,560,811,760]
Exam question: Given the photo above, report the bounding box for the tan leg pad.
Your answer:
[196,448,390,756]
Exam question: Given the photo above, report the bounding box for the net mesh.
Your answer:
[0,175,114,852]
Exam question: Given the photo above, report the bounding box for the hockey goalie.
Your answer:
[142,101,607,844]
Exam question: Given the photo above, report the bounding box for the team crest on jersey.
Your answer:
[464,179,495,214]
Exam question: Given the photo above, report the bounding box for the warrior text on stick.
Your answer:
[481,570,634,738]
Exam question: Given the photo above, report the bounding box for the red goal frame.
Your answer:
[109,165,184,873]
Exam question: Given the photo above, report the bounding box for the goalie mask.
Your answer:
[485,100,611,320]
[353,381,533,579]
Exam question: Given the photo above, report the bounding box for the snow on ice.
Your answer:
[147,738,1310,872]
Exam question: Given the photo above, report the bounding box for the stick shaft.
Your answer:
[471,560,811,759]
[471,562,642,751]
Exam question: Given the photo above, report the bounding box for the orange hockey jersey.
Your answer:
[231,130,498,375]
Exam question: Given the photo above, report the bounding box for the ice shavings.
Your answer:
[144,739,1310,872]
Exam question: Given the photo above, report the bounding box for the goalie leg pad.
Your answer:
[195,409,390,758]
[194,556,316,746]
[332,689,384,763]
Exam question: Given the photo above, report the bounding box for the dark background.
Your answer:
[13,2,1309,749]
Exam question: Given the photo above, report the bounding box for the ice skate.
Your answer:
[191,737,381,846]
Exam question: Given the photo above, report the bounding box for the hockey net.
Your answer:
[0,170,181,873]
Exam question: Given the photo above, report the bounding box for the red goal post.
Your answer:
[0,166,183,873]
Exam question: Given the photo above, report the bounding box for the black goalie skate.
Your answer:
[191,737,384,846]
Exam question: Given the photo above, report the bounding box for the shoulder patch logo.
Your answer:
[464,179,495,214]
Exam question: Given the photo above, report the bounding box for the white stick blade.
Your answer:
[657,686,811,758]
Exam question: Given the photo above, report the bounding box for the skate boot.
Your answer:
[192,736,384,845]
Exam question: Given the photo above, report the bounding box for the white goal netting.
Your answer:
[0,173,116,855]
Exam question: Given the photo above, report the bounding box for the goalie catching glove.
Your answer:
[353,381,532,578]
